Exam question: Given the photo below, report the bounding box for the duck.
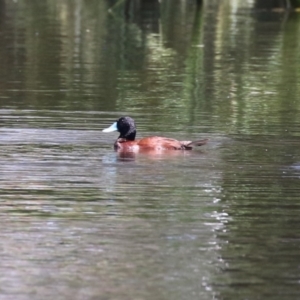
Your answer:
[102,116,208,152]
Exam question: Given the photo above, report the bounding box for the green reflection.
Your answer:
[1,0,300,135]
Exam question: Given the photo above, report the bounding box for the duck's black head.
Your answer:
[116,116,136,140]
[102,116,136,141]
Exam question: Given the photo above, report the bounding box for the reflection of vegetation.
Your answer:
[0,0,300,135]
[255,0,300,9]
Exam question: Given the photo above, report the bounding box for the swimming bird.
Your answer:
[102,116,208,152]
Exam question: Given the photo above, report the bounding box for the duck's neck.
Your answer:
[119,130,136,141]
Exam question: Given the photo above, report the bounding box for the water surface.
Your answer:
[1,1,300,299]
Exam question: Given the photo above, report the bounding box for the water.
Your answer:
[1,0,300,299]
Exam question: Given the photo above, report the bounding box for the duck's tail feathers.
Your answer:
[181,139,209,149]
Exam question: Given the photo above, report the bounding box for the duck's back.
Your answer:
[137,136,187,150]
[115,136,208,151]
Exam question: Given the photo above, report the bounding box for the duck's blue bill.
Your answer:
[102,122,118,132]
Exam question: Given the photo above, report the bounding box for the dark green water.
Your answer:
[1,1,300,299]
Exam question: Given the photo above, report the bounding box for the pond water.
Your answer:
[1,0,300,299]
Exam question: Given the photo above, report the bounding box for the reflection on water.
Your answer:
[1,0,300,299]
[0,120,223,299]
